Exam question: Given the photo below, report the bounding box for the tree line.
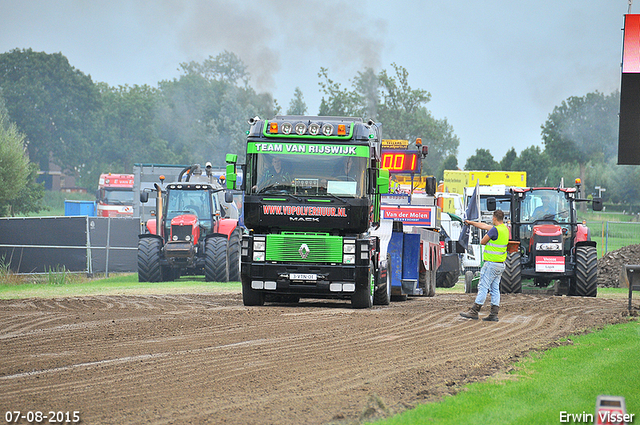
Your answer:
[0,48,634,215]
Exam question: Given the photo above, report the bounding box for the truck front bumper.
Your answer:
[242,261,370,298]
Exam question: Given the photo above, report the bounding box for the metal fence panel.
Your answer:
[88,217,140,274]
[0,216,140,274]
[584,220,640,256]
[0,216,88,273]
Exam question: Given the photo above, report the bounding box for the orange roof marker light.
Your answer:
[337,124,347,136]
[269,122,278,133]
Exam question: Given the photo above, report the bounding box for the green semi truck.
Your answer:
[225,116,391,308]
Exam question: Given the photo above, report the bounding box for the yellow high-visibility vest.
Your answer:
[483,223,509,262]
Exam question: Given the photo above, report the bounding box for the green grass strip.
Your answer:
[372,320,640,425]
[0,273,241,299]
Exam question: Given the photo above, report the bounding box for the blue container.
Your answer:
[64,200,96,216]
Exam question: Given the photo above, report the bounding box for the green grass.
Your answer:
[371,320,640,425]
[19,190,95,217]
[0,273,241,299]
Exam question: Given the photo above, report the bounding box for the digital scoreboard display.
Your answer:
[381,150,421,174]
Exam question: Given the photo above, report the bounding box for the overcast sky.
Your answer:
[0,0,628,165]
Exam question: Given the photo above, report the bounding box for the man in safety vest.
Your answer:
[460,209,509,322]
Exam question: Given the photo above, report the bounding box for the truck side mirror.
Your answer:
[425,176,436,196]
[486,197,496,211]
[140,192,149,203]
[592,197,603,211]
[225,153,238,190]
[224,191,234,204]
[377,168,390,194]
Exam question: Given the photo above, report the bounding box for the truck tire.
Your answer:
[228,228,241,282]
[352,264,374,309]
[204,236,229,282]
[138,238,163,282]
[430,267,437,296]
[464,271,473,293]
[436,270,458,288]
[374,262,391,305]
[419,270,436,297]
[242,275,265,306]
[500,252,522,294]
[574,246,597,297]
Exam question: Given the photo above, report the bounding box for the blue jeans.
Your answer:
[475,261,505,306]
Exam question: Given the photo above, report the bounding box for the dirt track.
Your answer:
[0,292,631,424]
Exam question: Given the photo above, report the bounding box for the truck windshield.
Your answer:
[247,152,367,197]
[103,189,134,204]
[465,195,511,215]
[521,189,570,223]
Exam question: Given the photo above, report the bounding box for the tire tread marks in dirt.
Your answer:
[137,237,163,282]
[574,246,598,297]
[0,294,627,425]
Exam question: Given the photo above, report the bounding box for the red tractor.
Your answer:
[494,183,602,296]
[137,163,242,282]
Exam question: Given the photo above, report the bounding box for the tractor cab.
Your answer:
[164,183,220,243]
[516,189,573,255]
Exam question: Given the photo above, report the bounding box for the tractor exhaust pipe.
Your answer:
[154,182,163,237]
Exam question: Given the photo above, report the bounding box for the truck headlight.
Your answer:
[253,251,266,262]
[343,254,355,264]
[536,242,562,251]
[254,241,266,251]
[343,239,356,253]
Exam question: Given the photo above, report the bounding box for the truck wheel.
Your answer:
[352,264,374,309]
[420,271,436,297]
[430,268,437,296]
[464,271,474,293]
[574,246,597,297]
[436,270,459,288]
[138,238,162,282]
[374,262,391,305]
[242,275,264,306]
[500,252,522,294]
[228,228,241,282]
[205,236,229,282]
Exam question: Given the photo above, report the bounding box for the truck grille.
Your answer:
[265,233,342,263]
[171,224,193,241]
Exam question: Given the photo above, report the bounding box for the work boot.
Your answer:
[483,305,500,322]
[460,303,482,320]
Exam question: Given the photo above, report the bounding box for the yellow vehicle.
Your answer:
[442,170,527,195]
